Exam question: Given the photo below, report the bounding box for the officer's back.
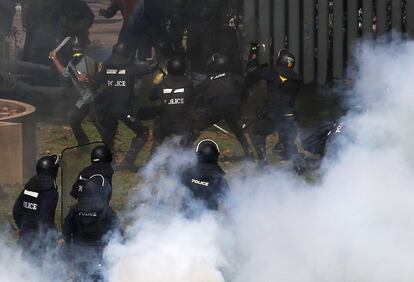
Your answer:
[151,57,193,134]
[13,155,60,247]
[64,176,121,247]
[196,53,244,108]
[181,139,229,210]
[71,145,114,201]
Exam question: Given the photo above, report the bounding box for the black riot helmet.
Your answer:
[276,48,296,69]
[81,174,110,202]
[207,53,230,73]
[196,139,220,163]
[112,42,130,58]
[167,56,186,75]
[91,145,113,164]
[36,154,60,177]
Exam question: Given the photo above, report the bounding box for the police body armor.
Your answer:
[103,60,135,114]
[71,177,112,245]
[159,75,192,133]
[182,163,227,210]
[18,188,43,230]
[73,202,110,244]
[202,72,242,107]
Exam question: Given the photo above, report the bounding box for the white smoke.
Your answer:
[3,40,414,281]
[104,40,414,282]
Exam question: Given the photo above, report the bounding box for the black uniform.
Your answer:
[246,66,302,162]
[181,162,229,211]
[95,54,154,166]
[193,72,252,157]
[63,177,122,281]
[70,162,114,201]
[150,74,193,146]
[13,174,58,252]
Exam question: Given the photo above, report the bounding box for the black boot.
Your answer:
[115,134,148,172]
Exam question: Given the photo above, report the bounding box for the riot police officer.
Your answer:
[94,42,155,171]
[71,145,114,201]
[150,56,193,147]
[13,154,60,254]
[63,175,122,281]
[192,53,253,158]
[181,139,229,211]
[186,0,241,80]
[246,48,302,163]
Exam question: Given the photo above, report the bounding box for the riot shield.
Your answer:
[59,142,104,228]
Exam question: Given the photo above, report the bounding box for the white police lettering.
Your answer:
[118,69,126,75]
[78,212,97,217]
[336,124,343,134]
[191,179,209,187]
[115,81,126,87]
[78,185,83,192]
[168,98,184,105]
[163,88,173,94]
[108,80,126,87]
[210,73,226,80]
[23,201,38,210]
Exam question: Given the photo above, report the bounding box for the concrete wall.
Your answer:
[0,99,36,185]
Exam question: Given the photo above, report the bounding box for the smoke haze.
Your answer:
[3,41,414,281]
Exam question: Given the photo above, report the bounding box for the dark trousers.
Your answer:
[68,104,92,146]
[193,105,252,156]
[101,113,148,150]
[251,112,299,161]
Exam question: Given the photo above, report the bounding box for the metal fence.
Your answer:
[243,0,414,84]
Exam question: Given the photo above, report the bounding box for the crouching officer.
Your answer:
[63,175,123,281]
[150,56,193,147]
[94,42,156,171]
[71,145,114,202]
[13,155,60,255]
[246,48,302,163]
[192,53,253,158]
[181,139,229,211]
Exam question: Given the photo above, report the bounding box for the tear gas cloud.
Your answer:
[2,41,414,281]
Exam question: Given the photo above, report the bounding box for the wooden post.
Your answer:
[273,0,286,57]
[333,0,344,79]
[244,0,257,42]
[376,0,388,37]
[407,0,414,38]
[391,0,402,32]
[317,0,329,84]
[303,0,315,83]
[347,0,359,65]
[362,0,374,39]
[288,0,300,73]
[259,0,271,61]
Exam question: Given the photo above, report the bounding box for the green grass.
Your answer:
[1,83,343,230]
[1,117,255,229]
